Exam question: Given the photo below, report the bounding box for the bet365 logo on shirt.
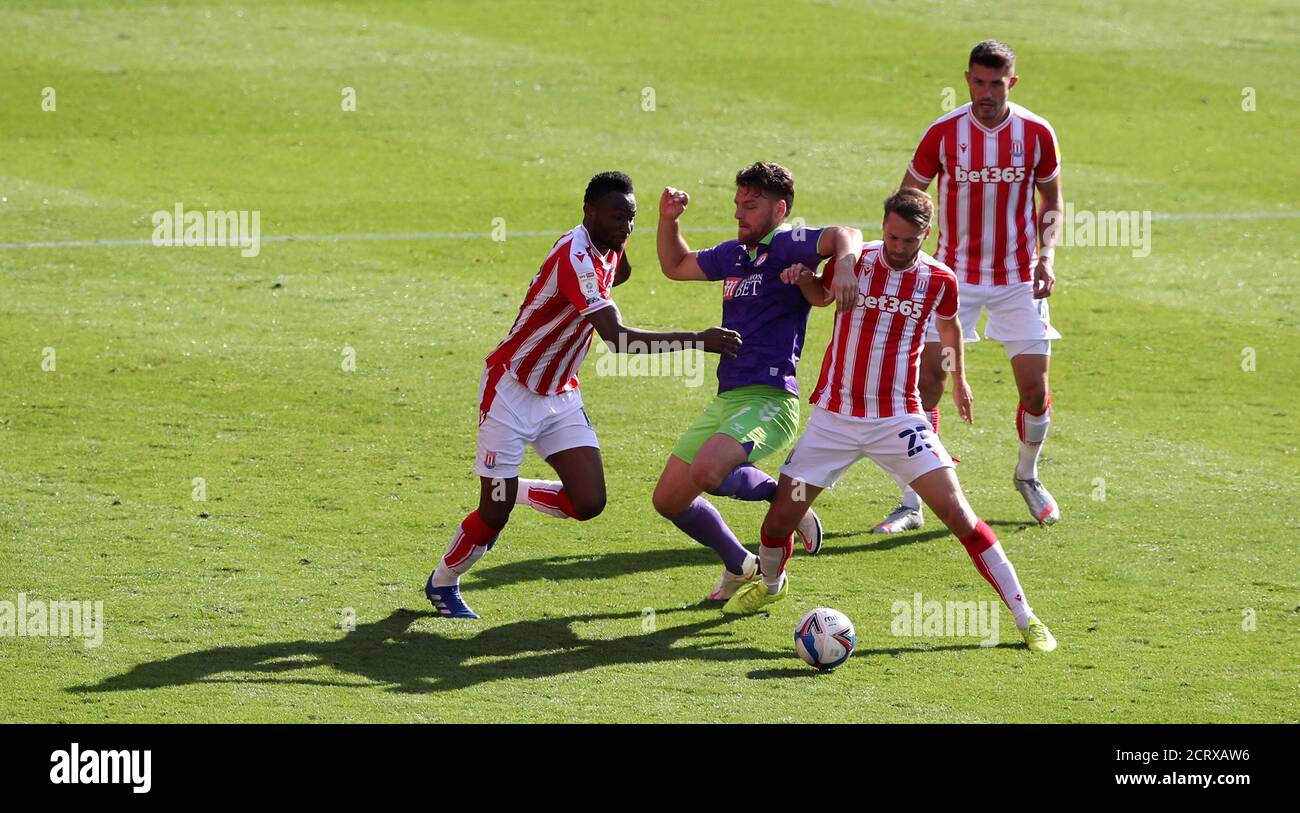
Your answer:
[952,165,1027,184]
[857,293,925,319]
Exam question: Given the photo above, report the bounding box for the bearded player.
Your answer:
[425,171,741,618]
[850,40,1065,534]
[652,162,862,602]
[726,188,1056,652]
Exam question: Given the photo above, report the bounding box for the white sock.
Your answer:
[975,543,1032,629]
[759,531,791,593]
[899,486,922,511]
[432,515,497,587]
[762,569,786,594]
[1016,406,1051,480]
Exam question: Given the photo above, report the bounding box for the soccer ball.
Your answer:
[794,607,856,670]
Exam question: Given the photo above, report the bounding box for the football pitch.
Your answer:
[1,0,1296,723]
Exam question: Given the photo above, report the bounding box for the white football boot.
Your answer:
[706,552,759,602]
[795,507,824,555]
[872,504,924,534]
[1014,477,1060,525]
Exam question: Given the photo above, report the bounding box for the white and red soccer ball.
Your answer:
[794,608,856,670]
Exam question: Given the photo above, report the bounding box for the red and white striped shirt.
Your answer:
[811,242,958,419]
[908,102,1060,286]
[484,225,619,399]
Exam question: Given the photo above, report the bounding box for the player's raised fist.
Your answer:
[660,187,690,220]
[698,326,742,358]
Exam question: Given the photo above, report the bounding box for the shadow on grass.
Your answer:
[470,518,1031,589]
[746,641,1027,680]
[818,518,1032,553]
[69,606,787,696]
[71,520,1038,698]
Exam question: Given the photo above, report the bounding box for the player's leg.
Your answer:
[426,475,517,619]
[876,340,946,534]
[543,445,606,520]
[724,406,856,614]
[875,286,982,535]
[425,397,529,618]
[707,461,777,501]
[985,281,1061,525]
[653,434,758,600]
[908,466,1056,652]
[655,391,773,598]
[722,474,824,613]
[516,391,606,520]
[1008,347,1059,524]
[698,387,823,554]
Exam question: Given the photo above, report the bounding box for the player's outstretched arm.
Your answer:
[936,315,973,424]
[780,263,833,307]
[1033,175,1063,299]
[817,226,863,313]
[656,186,707,281]
[586,302,741,358]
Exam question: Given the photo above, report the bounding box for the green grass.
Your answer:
[1,0,1296,722]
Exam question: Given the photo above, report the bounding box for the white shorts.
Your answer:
[780,406,955,490]
[925,281,1061,355]
[474,367,598,478]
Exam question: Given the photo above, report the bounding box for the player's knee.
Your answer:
[651,488,673,517]
[1019,384,1049,414]
[570,492,606,521]
[689,460,727,494]
[944,507,977,539]
[929,494,975,536]
[651,487,685,518]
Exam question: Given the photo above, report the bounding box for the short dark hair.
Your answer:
[584,171,634,205]
[735,162,795,213]
[969,39,1016,72]
[883,187,933,229]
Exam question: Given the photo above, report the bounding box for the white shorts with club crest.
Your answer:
[780,406,954,490]
[474,366,598,479]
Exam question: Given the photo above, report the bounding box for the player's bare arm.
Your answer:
[613,253,631,287]
[900,169,930,191]
[585,303,741,357]
[780,263,833,307]
[817,226,863,313]
[656,186,708,281]
[936,314,973,424]
[1034,175,1063,299]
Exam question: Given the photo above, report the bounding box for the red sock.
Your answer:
[443,510,500,570]
[926,407,940,434]
[527,484,581,520]
[959,519,996,556]
[759,524,794,589]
